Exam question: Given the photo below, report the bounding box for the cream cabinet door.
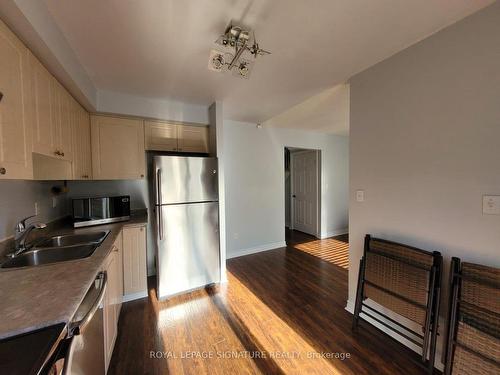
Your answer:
[123,225,147,296]
[56,86,73,161]
[177,125,209,153]
[103,251,118,372]
[72,101,92,179]
[91,115,145,180]
[144,120,178,151]
[30,54,55,158]
[0,21,33,179]
[113,232,124,318]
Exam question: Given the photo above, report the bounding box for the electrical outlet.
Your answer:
[34,202,39,215]
[52,197,57,208]
[234,233,239,239]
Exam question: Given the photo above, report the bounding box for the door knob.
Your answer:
[0,167,6,175]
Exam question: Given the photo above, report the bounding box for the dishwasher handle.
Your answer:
[69,271,107,336]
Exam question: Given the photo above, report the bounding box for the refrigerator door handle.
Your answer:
[158,207,163,240]
[156,168,162,205]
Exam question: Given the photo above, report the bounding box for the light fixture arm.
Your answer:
[228,40,248,70]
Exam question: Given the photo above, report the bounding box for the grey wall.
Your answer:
[0,180,69,241]
[349,1,500,364]
[224,120,349,258]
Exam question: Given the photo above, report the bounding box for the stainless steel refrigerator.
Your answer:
[153,155,220,300]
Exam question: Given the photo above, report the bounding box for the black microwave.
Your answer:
[72,196,130,228]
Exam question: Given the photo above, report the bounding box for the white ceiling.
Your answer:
[264,84,350,135]
[36,0,494,125]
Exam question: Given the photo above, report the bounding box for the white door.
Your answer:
[291,150,319,236]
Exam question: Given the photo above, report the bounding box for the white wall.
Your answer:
[349,1,500,365]
[223,120,349,259]
[0,181,69,241]
[97,90,209,125]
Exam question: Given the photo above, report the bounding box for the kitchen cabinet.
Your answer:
[0,20,33,179]
[103,234,122,372]
[144,120,177,151]
[31,58,73,161]
[71,99,92,179]
[53,82,73,161]
[103,252,117,372]
[177,124,209,153]
[144,120,209,153]
[91,115,145,180]
[122,225,148,300]
[30,54,55,158]
[114,232,124,318]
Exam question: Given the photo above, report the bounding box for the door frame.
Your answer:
[289,148,321,238]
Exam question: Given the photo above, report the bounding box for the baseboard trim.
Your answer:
[227,241,287,259]
[122,290,148,303]
[345,299,444,371]
[320,228,348,239]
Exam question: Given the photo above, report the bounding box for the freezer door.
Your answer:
[156,202,220,299]
[154,156,218,205]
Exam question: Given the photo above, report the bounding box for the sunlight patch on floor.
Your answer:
[293,238,349,269]
[224,271,345,375]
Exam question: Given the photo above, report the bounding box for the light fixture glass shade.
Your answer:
[208,49,233,72]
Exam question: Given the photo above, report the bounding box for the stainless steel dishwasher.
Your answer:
[59,271,107,375]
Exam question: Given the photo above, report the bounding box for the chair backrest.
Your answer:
[364,237,436,326]
[447,260,500,375]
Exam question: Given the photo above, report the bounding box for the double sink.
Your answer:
[1,231,109,269]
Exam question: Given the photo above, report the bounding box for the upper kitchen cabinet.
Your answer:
[144,121,209,153]
[71,98,92,180]
[91,115,145,180]
[31,57,73,161]
[0,20,33,179]
[177,125,209,153]
[54,82,73,161]
[144,120,178,151]
[30,54,55,158]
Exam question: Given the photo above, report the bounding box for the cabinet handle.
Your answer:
[140,174,144,178]
[61,151,65,157]
[54,150,60,156]
[0,92,3,102]
[0,167,6,175]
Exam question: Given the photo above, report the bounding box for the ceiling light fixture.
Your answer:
[208,22,270,79]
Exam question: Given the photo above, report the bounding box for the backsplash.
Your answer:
[0,181,70,241]
[66,180,149,210]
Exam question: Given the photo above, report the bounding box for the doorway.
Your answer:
[284,147,321,238]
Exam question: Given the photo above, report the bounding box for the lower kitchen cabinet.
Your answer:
[102,232,125,372]
[122,225,148,301]
[102,225,147,372]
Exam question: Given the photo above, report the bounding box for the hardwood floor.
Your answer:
[285,229,349,269]
[108,235,437,375]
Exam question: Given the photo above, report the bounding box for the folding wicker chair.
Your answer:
[352,234,443,374]
[444,258,500,375]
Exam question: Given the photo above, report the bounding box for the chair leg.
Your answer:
[352,257,365,331]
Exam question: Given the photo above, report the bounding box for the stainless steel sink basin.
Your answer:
[1,245,98,269]
[35,231,109,248]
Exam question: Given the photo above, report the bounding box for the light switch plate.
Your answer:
[356,190,365,202]
[483,195,500,215]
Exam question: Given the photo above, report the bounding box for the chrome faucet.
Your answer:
[8,215,47,257]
